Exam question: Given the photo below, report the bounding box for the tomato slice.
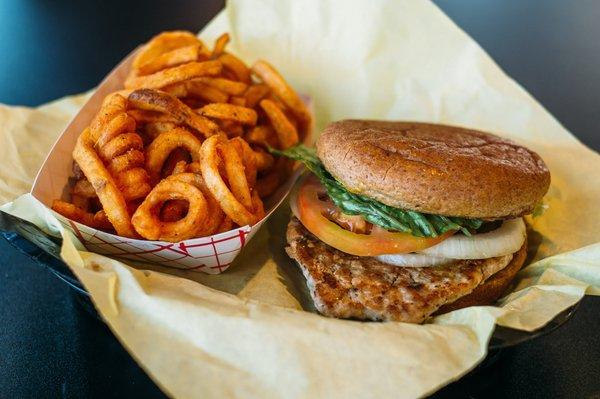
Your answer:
[291,175,453,256]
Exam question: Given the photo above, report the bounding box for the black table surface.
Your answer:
[1,1,599,398]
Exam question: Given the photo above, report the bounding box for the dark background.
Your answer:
[1,1,599,398]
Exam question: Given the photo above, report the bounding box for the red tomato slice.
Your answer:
[291,175,453,256]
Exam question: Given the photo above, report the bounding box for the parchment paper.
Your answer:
[2,1,600,398]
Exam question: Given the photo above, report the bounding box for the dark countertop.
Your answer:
[0,1,598,398]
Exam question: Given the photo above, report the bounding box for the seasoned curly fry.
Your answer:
[145,128,203,184]
[141,121,178,144]
[137,44,202,76]
[216,216,234,234]
[218,53,251,83]
[184,80,229,103]
[195,77,247,95]
[89,93,151,202]
[252,60,311,129]
[162,149,191,177]
[52,200,113,231]
[220,139,253,209]
[200,134,263,226]
[125,61,222,89]
[167,172,225,236]
[98,133,143,161]
[216,120,244,138]
[198,103,257,125]
[55,30,309,242]
[260,99,299,149]
[132,179,208,241]
[171,159,189,175]
[127,109,178,124]
[212,33,230,58]
[244,83,271,108]
[89,95,135,147]
[245,125,278,148]
[251,146,275,172]
[229,137,258,188]
[229,96,246,106]
[107,149,145,175]
[132,31,203,70]
[72,129,137,237]
[128,88,223,137]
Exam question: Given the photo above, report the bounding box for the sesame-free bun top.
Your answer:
[316,120,550,219]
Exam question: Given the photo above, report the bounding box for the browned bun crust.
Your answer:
[436,236,527,314]
[316,120,550,218]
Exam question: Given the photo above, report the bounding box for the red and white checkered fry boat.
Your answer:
[30,47,310,274]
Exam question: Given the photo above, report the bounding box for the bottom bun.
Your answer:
[286,217,526,323]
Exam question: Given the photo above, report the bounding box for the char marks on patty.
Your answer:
[286,217,524,323]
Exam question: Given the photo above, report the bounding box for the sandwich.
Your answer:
[275,120,550,323]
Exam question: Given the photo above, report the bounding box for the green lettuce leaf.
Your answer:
[272,145,484,237]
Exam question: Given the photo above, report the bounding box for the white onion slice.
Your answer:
[375,253,453,268]
[420,218,526,259]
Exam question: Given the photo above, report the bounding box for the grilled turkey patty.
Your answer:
[286,217,523,323]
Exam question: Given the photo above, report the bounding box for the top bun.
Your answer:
[316,120,550,219]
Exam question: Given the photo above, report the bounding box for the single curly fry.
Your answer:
[132,31,204,71]
[125,61,222,89]
[218,53,251,83]
[145,128,203,184]
[252,60,311,128]
[200,134,263,226]
[132,179,208,242]
[72,129,137,237]
[198,103,257,126]
[260,99,299,149]
[128,88,223,138]
[167,173,225,236]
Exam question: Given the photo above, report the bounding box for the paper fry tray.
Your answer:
[30,48,307,274]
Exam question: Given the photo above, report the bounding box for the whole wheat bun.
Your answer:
[316,120,550,218]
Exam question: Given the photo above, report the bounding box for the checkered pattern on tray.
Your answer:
[55,213,255,274]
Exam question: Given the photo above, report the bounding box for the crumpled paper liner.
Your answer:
[1,0,600,398]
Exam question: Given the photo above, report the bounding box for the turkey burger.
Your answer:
[276,120,550,323]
